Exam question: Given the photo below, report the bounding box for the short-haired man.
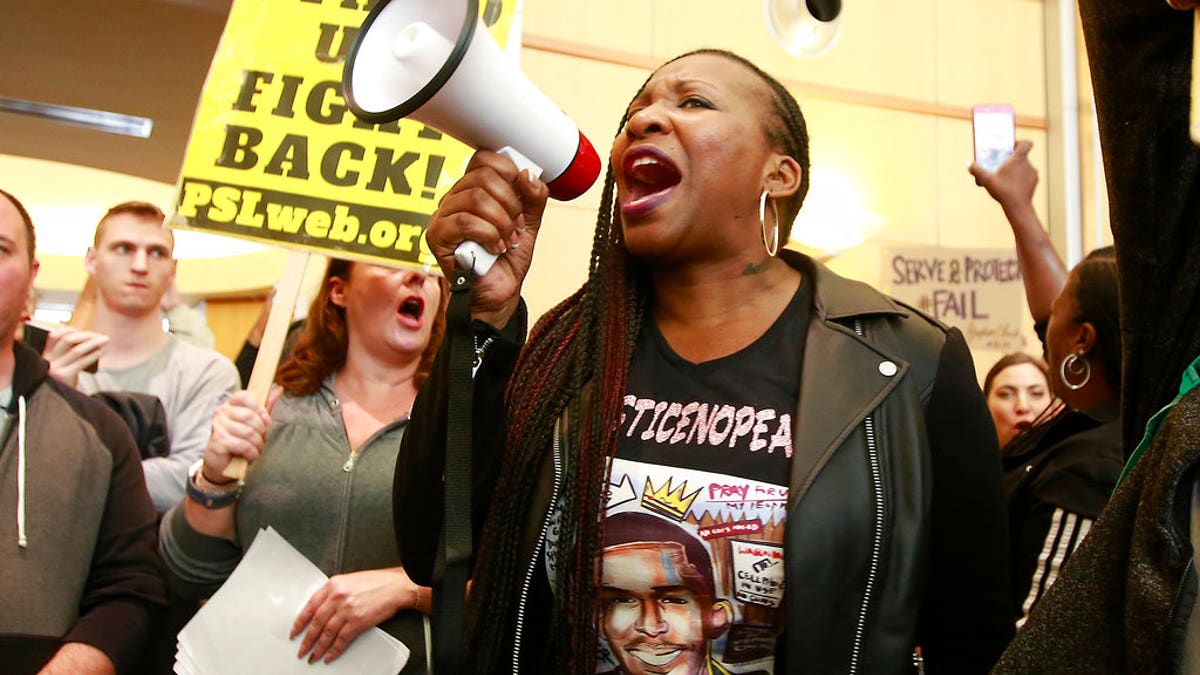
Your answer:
[76,202,239,511]
[0,188,165,673]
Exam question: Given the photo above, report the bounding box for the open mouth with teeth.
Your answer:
[397,296,425,328]
[621,146,682,219]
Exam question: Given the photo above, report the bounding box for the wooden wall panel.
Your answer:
[516,0,1053,338]
[936,0,1047,113]
[204,296,267,364]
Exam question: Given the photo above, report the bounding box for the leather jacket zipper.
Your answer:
[512,424,564,672]
[1168,558,1195,626]
[850,320,886,674]
[1165,557,1196,670]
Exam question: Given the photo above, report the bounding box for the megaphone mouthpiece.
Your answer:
[546,131,601,201]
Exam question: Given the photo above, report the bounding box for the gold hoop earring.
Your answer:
[759,190,780,257]
[1060,352,1092,390]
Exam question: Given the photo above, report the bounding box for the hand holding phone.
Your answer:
[969,139,1038,215]
[40,325,109,385]
[972,104,1016,172]
[21,322,50,355]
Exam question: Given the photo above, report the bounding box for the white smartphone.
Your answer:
[972,104,1016,172]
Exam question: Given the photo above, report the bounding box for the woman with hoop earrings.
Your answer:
[398,49,1014,672]
[1001,250,1123,627]
[971,144,1124,628]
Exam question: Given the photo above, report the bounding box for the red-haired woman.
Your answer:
[159,259,445,671]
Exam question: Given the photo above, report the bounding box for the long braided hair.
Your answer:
[464,49,812,671]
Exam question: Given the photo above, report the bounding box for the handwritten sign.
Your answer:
[169,0,515,270]
[730,540,785,608]
[884,246,1026,353]
[698,519,762,541]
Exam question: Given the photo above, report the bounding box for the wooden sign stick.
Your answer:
[222,250,310,481]
[1192,12,1199,145]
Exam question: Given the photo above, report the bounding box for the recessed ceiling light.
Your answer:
[765,0,844,58]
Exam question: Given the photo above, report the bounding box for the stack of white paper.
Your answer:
[174,527,410,674]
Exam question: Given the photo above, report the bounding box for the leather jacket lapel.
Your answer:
[782,251,910,512]
[789,315,907,510]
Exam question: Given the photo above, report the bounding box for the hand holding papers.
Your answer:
[175,527,410,674]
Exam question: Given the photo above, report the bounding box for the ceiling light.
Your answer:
[789,168,884,254]
[0,97,153,138]
[765,0,844,58]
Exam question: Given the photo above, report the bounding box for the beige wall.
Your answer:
[514,0,1054,381]
[207,296,267,363]
[20,1,1114,383]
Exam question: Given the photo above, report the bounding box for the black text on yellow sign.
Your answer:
[215,67,450,198]
[173,0,512,269]
[178,178,435,266]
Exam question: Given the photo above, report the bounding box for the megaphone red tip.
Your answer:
[546,131,602,201]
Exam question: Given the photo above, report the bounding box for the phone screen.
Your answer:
[972,104,1016,172]
[22,323,49,354]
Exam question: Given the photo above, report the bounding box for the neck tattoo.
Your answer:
[742,260,770,276]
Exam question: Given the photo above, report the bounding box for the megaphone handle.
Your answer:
[453,146,543,276]
[453,241,498,276]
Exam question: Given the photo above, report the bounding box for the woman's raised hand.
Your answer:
[200,390,271,483]
[426,149,550,329]
[969,139,1038,214]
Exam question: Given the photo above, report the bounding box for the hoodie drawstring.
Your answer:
[16,395,27,549]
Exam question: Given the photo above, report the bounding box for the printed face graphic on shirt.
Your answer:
[600,542,730,675]
[587,462,789,672]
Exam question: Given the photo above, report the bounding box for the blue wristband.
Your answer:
[186,460,243,509]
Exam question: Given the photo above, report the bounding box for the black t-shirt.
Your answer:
[593,279,810,674]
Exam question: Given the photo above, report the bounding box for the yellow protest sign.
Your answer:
[169,0,515,270]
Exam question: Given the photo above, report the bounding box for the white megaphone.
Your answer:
[343,0,602,275]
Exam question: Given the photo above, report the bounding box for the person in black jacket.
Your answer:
[971,138,1124,626]
[0,187,165,674]
[396,50,1012,673]
[998,253,1123,625]
[991,0,1200,671]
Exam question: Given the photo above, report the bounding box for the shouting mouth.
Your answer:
[397,296,425,328]
[621,146,681,219]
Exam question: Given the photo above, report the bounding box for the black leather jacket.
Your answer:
[397,252,1013,673]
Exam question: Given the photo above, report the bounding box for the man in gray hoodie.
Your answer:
[0,188,165,674]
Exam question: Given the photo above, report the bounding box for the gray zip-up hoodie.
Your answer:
[0,342,165,674]
[159,376,429,672]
